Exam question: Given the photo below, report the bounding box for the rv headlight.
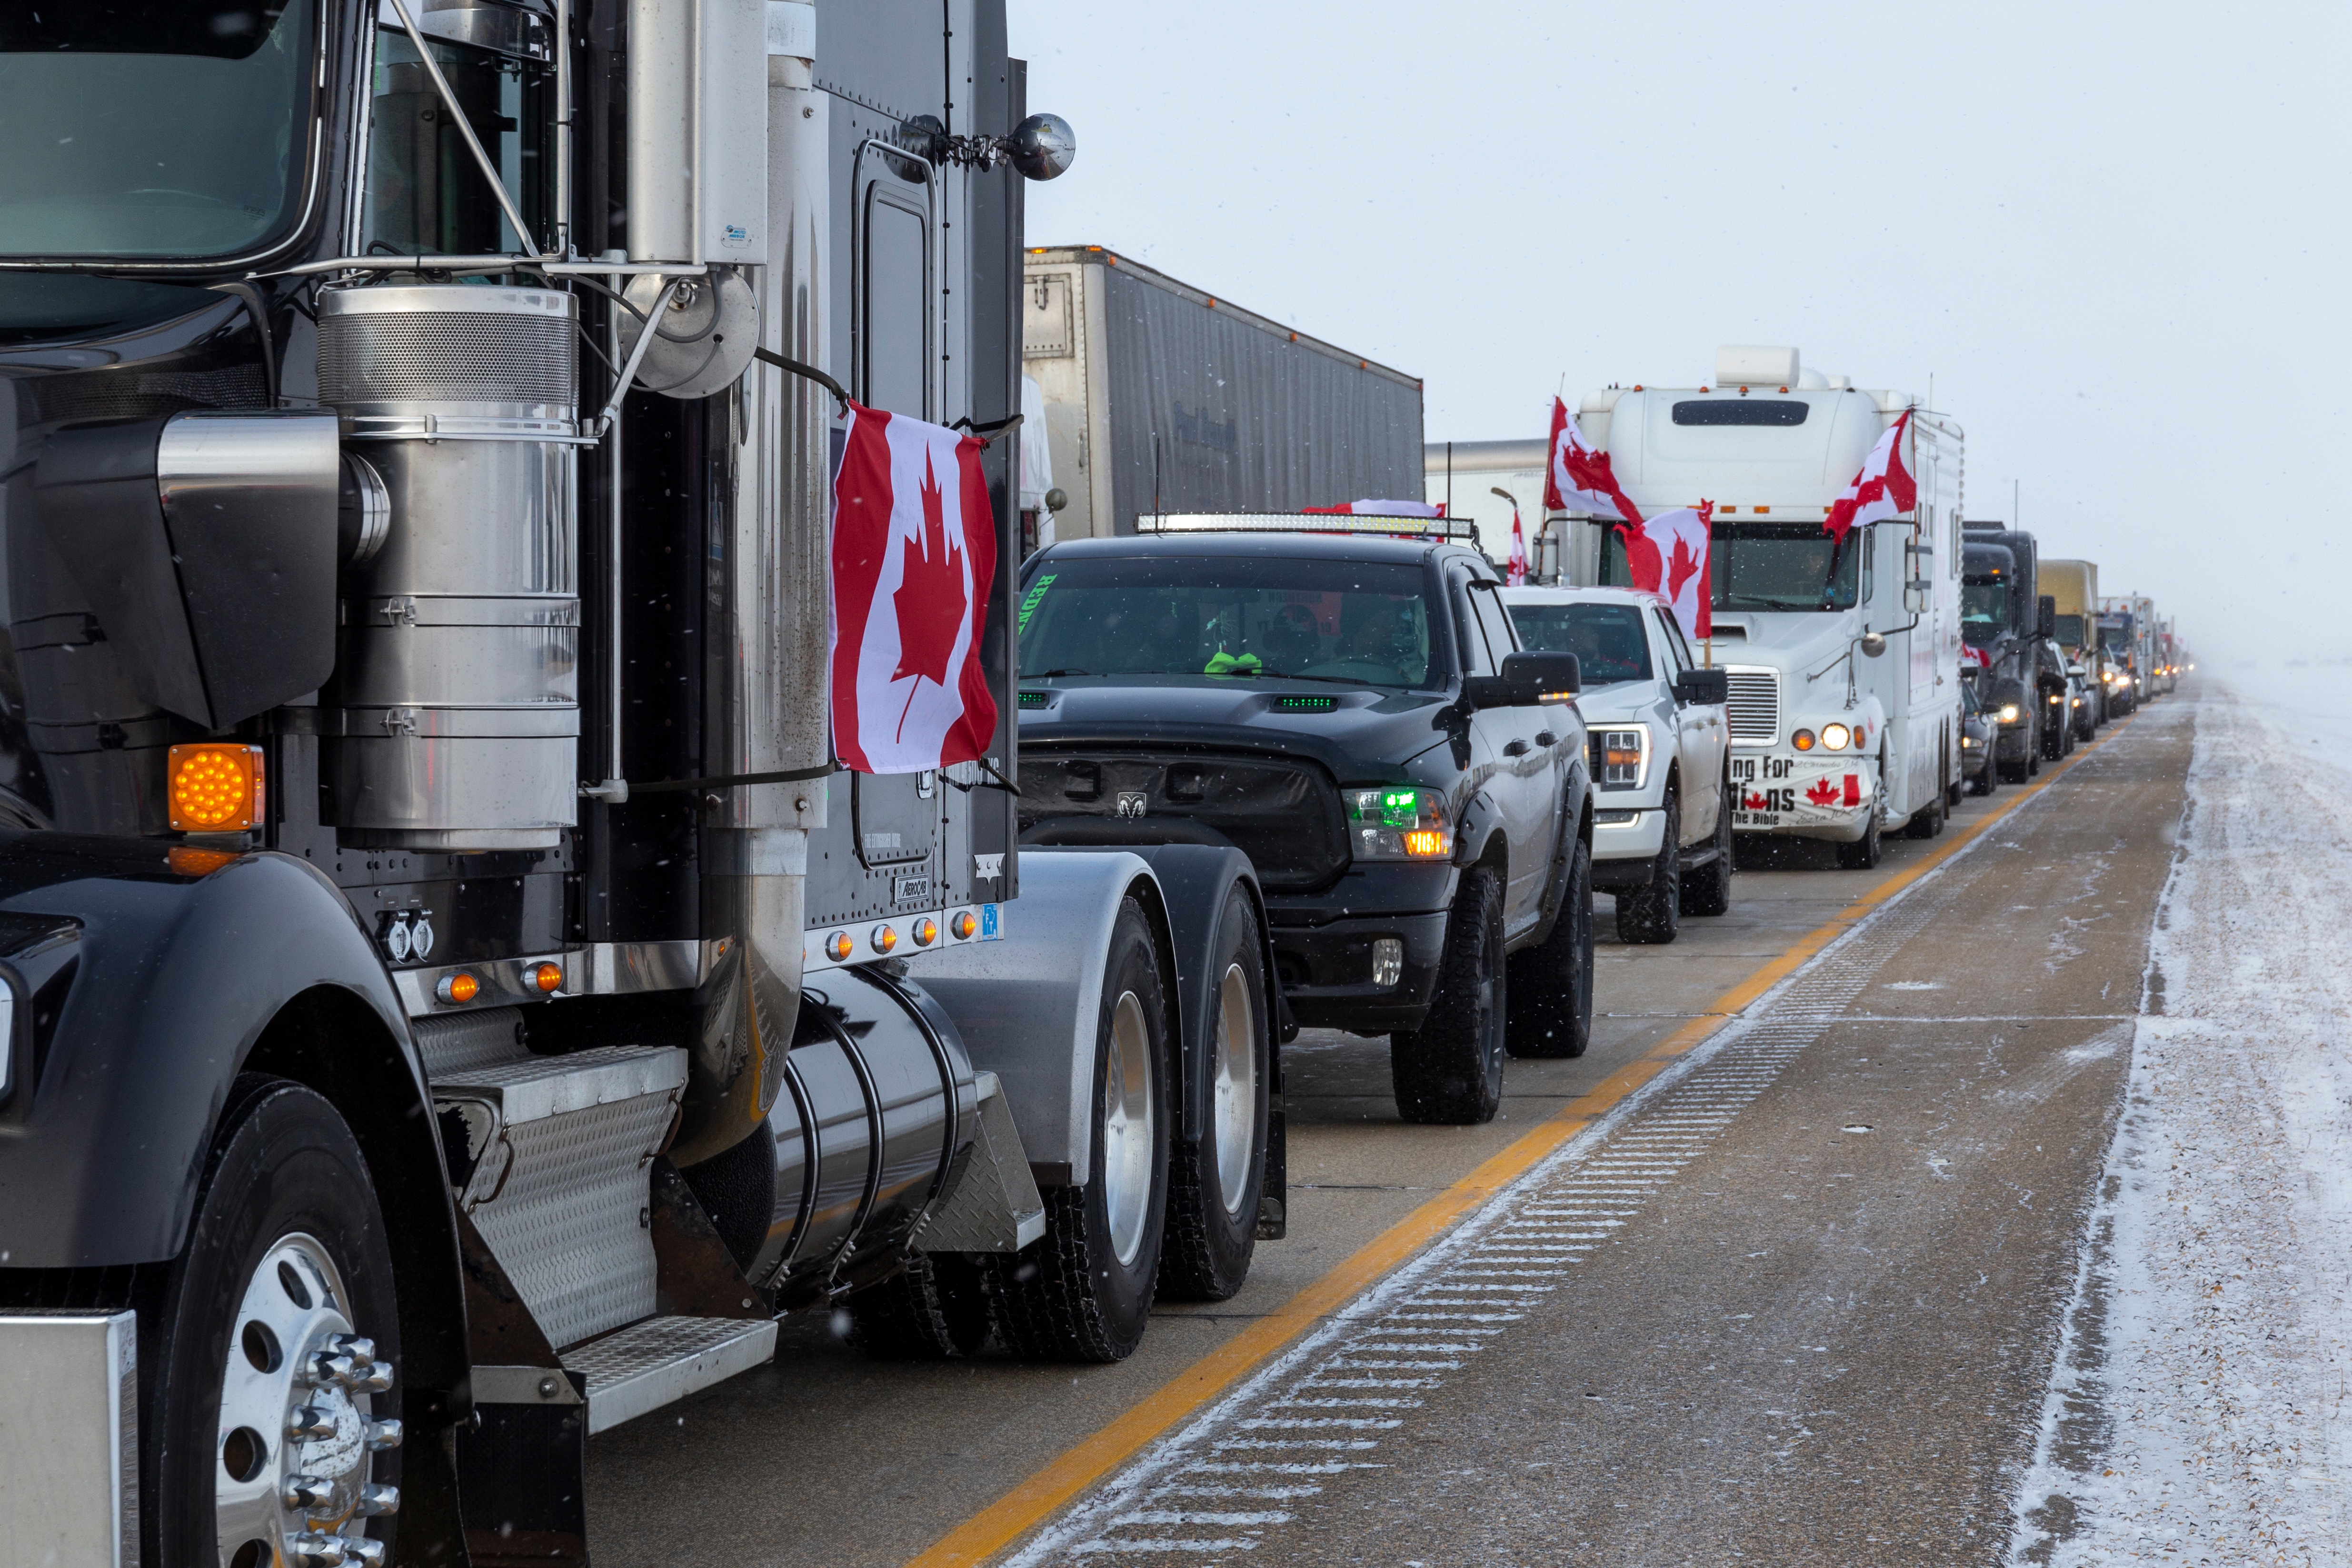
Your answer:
[1349,787,1453,861]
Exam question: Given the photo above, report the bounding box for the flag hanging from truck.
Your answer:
[1616,502,1714,640]
[1506,502,1528,585]
[830,403,1000,774]
[1824,408,1915,544]
[1543,396,1642,526]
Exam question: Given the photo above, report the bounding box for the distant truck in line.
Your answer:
[1566,346,1964,867]
[2040,558,2120,731]
[1022,247,1424,543]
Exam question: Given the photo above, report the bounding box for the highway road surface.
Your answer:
[588,699,2192,1568]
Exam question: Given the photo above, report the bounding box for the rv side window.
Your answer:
[862,190,929,417]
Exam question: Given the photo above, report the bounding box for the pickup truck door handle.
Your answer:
[1503,739,1532,757]
[1535,731,1558,748]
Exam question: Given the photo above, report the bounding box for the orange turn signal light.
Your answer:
[438,971,480,1005]
[1403,829,1447,858]
[951,911,978,940]
[168,743,264,832]
[530,961,563,993]
[166,845,240,877]
[912,917,938,947]
[870,924,898,955]
[825,931,854,962]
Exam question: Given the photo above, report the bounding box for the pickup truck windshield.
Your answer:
[1019,556,1435,688]
[1509,602,1653,685]
[1603,521,1858,611]
[0,2,316,260]
[1962,580,2009,647]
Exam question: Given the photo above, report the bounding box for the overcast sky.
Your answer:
[1009,0,2347,669]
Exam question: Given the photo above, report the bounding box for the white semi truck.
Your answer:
[1567,347,1964,867]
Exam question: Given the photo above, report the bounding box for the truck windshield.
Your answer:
[1599,522,1858,612]
[0,2,317,260]
[1962,580,2009,647]
[1508,602,1652,686]
[2099,621,2132,650]
[1019,556,1435,689]
[2053,612,2085,648]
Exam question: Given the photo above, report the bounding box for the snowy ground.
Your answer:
[2013,682,2352,1566]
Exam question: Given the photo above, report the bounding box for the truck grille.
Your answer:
[1017,750,1348,893]
[1723,667,1781,745]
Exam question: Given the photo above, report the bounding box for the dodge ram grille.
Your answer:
[1018,751,1349,892]
[1723,667,1781,745]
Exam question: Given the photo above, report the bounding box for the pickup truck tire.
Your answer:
[1390,864,1508,1122]
[849,1254,989,1358]
[1971,756,1998,797]
[1680,792,1734,918]
[157,1075,401,1568]
[1158,888,1269,1303]
[1615,790,1681,944]
[1507,839,1595,1059]
[987,899,1171,1362]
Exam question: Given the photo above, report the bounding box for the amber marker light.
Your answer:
[530,961,563,993]
[168,743,264,832]
[166,846,240,877]
[871,924,898,955]
[951,911,978,940]
[825,931,854,962]
[1403,829,1447,857]
[1792,729,1816,751]
[912,917,938,947]
[437,972,480,1005]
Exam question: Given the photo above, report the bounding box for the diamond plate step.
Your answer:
[563,1315,778,1435]
[434,1046,687,1349]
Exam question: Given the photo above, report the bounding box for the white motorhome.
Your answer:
[1567,347,1964,867]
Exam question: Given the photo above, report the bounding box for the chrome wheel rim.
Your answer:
[215,1233,398,1568]
[1102,990,1157,1267]
[1210,962,1259,1218]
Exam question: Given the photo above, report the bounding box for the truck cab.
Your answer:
[1013,520,1594,1124]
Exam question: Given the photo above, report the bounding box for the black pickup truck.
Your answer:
[1011,525,1594,1125]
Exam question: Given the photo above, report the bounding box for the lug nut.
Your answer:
[327,1335,378,1367]
[282,1473,337,1509]
[358,1482,401,1517]
[286,1534,348,1568]
[354,1361,393,1393]
[305,1351,356,1388]
[287,1406,337,1440]
[363,1418,403,1451]
[347,1541,388,1568]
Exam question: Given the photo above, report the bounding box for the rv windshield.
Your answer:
[1598,522,1858,612]
[1019,556,1436,689]
[0,2,318,260]
[1962,580,2009,647]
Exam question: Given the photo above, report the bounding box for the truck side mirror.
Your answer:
[1858,631,1888,658]
[1466,650,1580,709]
[2037,595,2057,641]
[1674,668,1729,706]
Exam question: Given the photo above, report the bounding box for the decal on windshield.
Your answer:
[1016,573,1056,635]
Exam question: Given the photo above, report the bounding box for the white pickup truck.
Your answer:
[1505,586,1733,943]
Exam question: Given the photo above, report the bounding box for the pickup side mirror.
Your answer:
[1465,650,1580,709]
[1674,667,1730,706]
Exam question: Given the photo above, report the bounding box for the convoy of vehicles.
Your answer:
[1502,586,1733,943]
[1565,348,1964,868]
[1012,519,1595,1122]
[1963,523,2071,779]
[0,7,2188,1563]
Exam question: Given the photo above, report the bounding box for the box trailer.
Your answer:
[1021,247,1424,541]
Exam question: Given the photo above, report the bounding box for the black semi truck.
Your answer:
[0,4,1283,1564]
[1960,522,2070,781]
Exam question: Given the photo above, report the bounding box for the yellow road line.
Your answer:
[908,722,2123,1567]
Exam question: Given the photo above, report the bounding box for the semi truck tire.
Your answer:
[155,1076,402,1568]
[1681,787,1734,918]
[1391,865,1508,1122]
[1158,888,1270,1303]
[1615,789,1681,945]
[986,898,1172,1362]
[1508,839,1596,1059]
[1905,755,1947,839]
[848,1254,989,1359]
[1836,770,1885,870]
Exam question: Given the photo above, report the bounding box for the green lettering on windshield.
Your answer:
[1017,573,1057,634]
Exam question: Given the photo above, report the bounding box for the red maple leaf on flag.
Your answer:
[1805,778,1842,806]
[1665,532,1704,606]
[890,450,967,740]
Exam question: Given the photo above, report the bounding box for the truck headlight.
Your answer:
[1349,787,1452,861]
[1591,729,1646,789]
[1997,703,2021,724]
[1820,723,1850,751]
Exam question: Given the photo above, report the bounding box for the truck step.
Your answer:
[433,1045,688,1349]
[564,1315,778,1435]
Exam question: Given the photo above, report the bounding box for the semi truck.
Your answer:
[2099,593,2161,704]
[1567,347,1964,868]
[0,5,1285,1565]
[1963,523,2072,775]
[2039,557,2117,729]
[1020,248,1425,541]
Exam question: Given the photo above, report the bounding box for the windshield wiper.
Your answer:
[1025,668,1097,679]
[1728,597,1820,612]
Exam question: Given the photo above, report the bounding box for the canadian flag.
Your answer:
[1505,502,1528,585]
[1616,502,1714,640]
[1305,499,1445,517]
[830,403,999,774]
[1824,408,1916,544]
[1542,396,1642,527]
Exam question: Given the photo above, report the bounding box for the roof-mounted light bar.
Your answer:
[1138,511,1479,540]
